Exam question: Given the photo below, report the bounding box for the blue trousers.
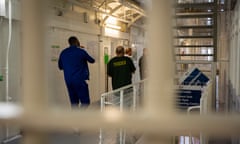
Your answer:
[66,80,90,107]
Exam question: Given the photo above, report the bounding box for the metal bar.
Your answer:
[174,25,213,29]
[174,35,213,38]
[175,61,214,64]
[120,90,124,112]
[2,134,22,144]
[99,81,144,143]
[101,80,145,98]
[213,0,218,62]
[211,0,218,112]
[174,45,214,47]
[102,4,123,24]
[21,0,48,143]
[99,94,105,144]
[133,84,137,111]
[120,89,125,144]
[22,0,47,111]
[175,13,213,18]
[176,69,212,73]
[175,54,214,56]
[175,3,215,8]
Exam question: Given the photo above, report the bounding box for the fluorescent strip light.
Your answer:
[104,27,120,37]
[105,23,121,30]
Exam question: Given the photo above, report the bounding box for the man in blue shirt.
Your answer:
[58,36,95,108]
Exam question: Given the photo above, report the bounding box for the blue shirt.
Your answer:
[58,46,95,83]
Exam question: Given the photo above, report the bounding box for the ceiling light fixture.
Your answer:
[105,23,121,30]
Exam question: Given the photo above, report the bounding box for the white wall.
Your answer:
[45,2,147,108]
[46,7,103,108]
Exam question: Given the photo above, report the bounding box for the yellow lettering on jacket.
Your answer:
[113,61,126,66]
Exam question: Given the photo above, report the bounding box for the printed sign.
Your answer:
[176,89,202,110]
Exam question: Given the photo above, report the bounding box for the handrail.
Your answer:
[101,79,146,97]
[101,79,146,111]
[100,79,146,144]
[184,83,211,144]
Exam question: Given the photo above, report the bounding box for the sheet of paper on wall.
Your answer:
[86,41,99,61]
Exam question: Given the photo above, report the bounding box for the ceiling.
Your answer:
[66,0,146,27]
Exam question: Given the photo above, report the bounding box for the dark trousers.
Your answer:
[66,80,90,107]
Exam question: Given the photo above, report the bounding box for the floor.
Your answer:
[2,101,233,144]
[6,131,141,144]
[4,101,141,144]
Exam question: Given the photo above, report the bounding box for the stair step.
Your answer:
[174,45,214,47]
[174,35,213,38]
[174,25,213,29]
[175,2,215,9]
[175,54,213,56]
[175,13,213,18]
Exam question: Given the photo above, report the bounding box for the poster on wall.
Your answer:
[86,41,99,61]
[51,45,61,62]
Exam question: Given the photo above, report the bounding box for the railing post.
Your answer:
[133,85,137,111]
[100,94,105,113]
[120,90,124,112]
[119,90,124,144]
[99,94,105,144]
[99,81,145,144]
